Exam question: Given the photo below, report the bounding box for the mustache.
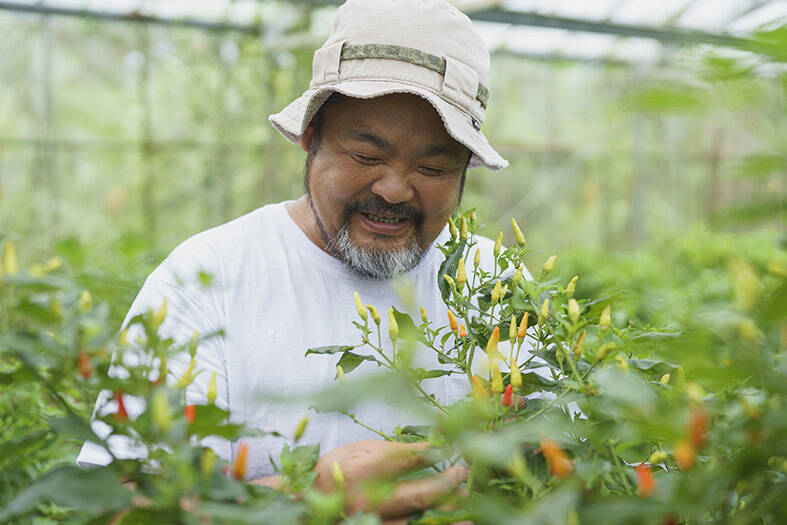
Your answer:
[349,197,424,224]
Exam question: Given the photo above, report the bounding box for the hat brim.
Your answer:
[269,81,508,171]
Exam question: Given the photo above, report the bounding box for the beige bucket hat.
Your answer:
[269,0,507,170]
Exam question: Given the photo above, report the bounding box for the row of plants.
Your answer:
[1,212,785,523]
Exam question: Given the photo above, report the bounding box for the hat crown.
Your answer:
[324,0,490,85]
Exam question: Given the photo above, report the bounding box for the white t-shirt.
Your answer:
[78,201,506,479]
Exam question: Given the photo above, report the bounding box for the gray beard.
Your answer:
[325,222,425,280]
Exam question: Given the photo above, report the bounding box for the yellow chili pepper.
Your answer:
[542,255,557,277]
[354,292,368,321]
[513,264,524,285]
[420,306,428,324]
[509,315,517,343]
[366,304,381,325]
[456,258,467,291]
[660,373,671,385]
[511,218,526,248]
[494,232,503,258]
[491,280,501,305]
[201,448,216,477]
[2,241,18,275]
[460,216,468,241]
[491,363,503,394]
[207,371,217,404]
[471,374,488,399]
[572,329,586,359]
[448,217,458,241]
[568,299,580,324]
[485,326,506,362]
[474,248,481,269]
[443,274,456,288]
[510,358,522,392]
[294,415,309,441]
[336,364,345,381]
[332,460,345,490]
[538,299,549,325]
[152,390,172,432]
[176,355,197,388]
[79,290,92,313]
[595,342,617,362]
[566,276,578,299]
[600,304,611,332]
[388,308,399,343]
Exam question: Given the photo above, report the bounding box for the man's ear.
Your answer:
[300,121,316,153]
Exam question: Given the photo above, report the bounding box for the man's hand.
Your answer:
[313,440,468,521]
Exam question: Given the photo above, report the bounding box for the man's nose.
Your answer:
[369,167,414,204]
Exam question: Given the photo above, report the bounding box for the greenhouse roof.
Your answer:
[2,0,786,65]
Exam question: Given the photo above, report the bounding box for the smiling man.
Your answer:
[80,0,509,520]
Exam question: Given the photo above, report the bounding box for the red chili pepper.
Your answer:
[114,390,128,422]
[184,405,196,424]
[77,351,92,378]
[502,384,513,407]
[636,462,656,497]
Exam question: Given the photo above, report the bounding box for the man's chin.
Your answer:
[327,225,425,280]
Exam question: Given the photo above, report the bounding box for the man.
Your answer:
[80,0,509,520]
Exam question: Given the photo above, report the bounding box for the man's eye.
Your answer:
[351,154,381,164]
[419,166,445,176]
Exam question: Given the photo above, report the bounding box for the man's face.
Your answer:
[302,93,469,279]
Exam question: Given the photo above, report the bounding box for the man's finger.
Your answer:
[370,441,444,479]
[375,464,469,519]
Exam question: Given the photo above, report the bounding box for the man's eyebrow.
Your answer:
[417,144,465,161]
[346,131,394,152]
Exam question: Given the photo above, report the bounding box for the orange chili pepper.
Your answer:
[674,439,695,470]
[540,438,573,479]
[689,406,709,449]
[517,312,529,339]
[636,463,656,497]
[233,442,249,480]
[459,324,467,338]
[447,310,459,332]
[77,351,92,378]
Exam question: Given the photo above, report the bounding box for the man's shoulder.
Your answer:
[153,201,290,284]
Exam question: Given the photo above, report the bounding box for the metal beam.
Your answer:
[0,1,261,34]
[469,8,747,48]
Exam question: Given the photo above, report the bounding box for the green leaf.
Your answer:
[412,368,454,380]
[305,345,355,356]
[0,466,131,521]
[438,240,466,301]
[336,352,379,376]
[391,307,424,343]
[48,414,105,444]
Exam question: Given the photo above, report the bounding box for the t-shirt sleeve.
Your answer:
[77,238,231,467]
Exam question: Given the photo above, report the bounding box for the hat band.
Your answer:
[340,43,489,109]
